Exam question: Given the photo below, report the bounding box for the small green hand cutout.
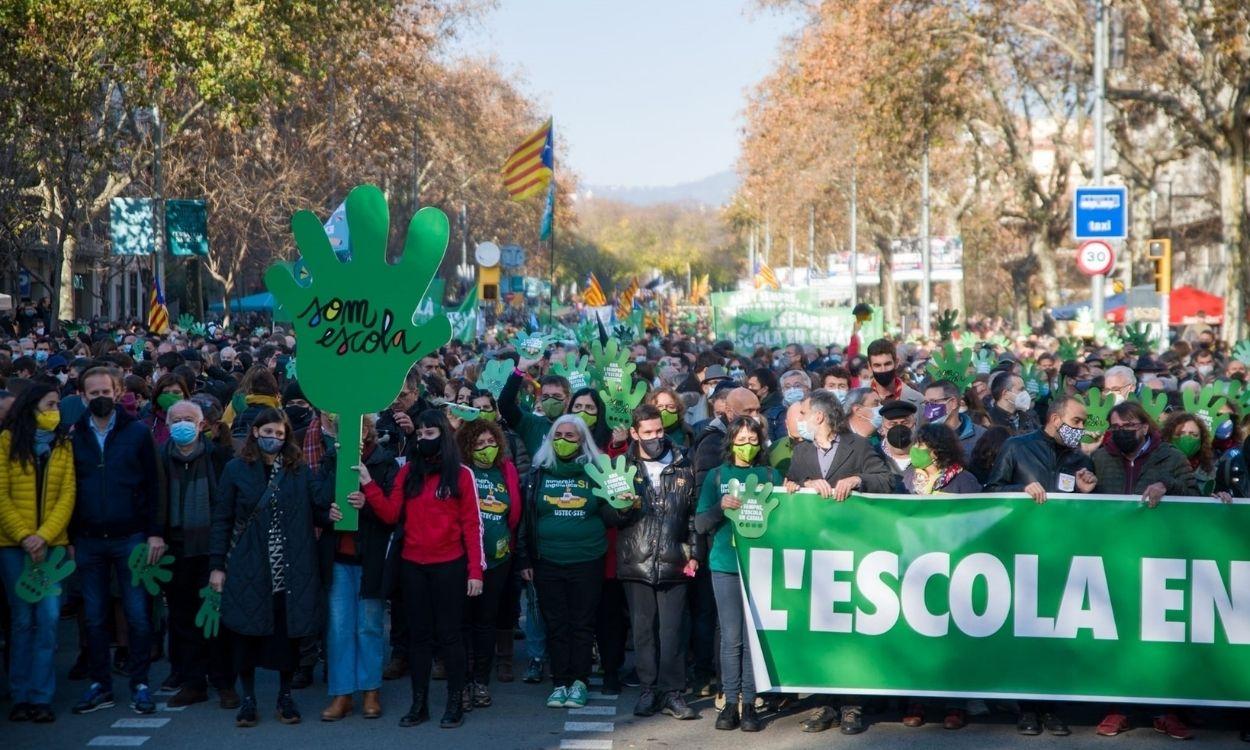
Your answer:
[1234,341,1250,367]
[956,332,978,351]
[1121,322,1154,352]
[477,360,513,398]
[1213,380,1250,414]
[723,474,780,539]
[284,357,298,381]
[972,348,996,375]
[177,313,196,332]
[448,403,481,422]
[575,319,599,349]
[935,310,959,340]
[1093,322,1124,350]
[131,341,146,361]
[1182,384,1229,431]
[989,334,1012,352]
[15,546,76,604]
[195,586,221,639]
[1057,337,1082,361]
[264,184,452,532]
[926,344,974,391]
[1130,389,1168,424]
[590,339,636,392]
[1079,387,1116,441]
[510,331,552,359]
[1020,360,1046,397]
[599,379,647,431]
[585,454,639,510]
[550,353,593,392]
[128,543,174,595]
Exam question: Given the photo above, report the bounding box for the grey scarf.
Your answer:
[166,440,215,556]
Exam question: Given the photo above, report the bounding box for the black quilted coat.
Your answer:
[614,445,700,586]
[208,457,331,637]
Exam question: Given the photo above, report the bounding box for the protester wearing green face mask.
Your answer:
[499,365,570,458]
[902,424,983,497]
[455,420,523,710]
[646,387,694,448]
[514,416,623,712]
[470,389,531,487]
[143,374,190,448]
[694,417,780,732]
[1159,411,1231,503]
[569,388,629,454]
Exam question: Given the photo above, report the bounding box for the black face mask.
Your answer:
[416,437,441,459]
[639,436,670,460]
[872,370,896,388]
[88,396,114,418]
[1110,428,1142,455]
[885,424,913,450]
[284,405,312,430]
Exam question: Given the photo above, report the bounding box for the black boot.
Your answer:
[741,703,763,732]
[440,698,465,729]
[289,665,314,690]
[715,702,740,730]
[399,695,429,727]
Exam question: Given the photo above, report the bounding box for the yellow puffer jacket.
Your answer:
[0,430,76,547]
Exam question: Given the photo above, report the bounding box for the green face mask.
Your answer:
[909,445,935,469]
[472,445,500,467]
[157,392,182,411]
[541,397,565,419]
[577,411,598,428]
[553,437,580,459]
[732,443,760,464]
[478,408,497,422]
[1172,434,1201,458]
[660,408,679,429]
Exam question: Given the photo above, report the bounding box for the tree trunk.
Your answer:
[1031,233,1061,309]
[1219,137,1247,341]
[875,233,897,329]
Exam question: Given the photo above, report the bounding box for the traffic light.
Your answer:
[1148,239,1172,293]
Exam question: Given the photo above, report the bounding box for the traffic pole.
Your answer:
[1090,0,1107,324]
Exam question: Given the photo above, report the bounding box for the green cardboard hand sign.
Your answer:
[285,357,298,381]
[177,313,196,332]
[926,344,974,391]
[1079,387,1116,442]
[1130,388,1168,424]
[599,379,647,431]
[723,474,779,539]
[972,348,996,376]
[1212,380,1250,414]
[195,586,221,639]
[1182,384,1228,431]
[1020,360,1046,397]
[550,353,593,392]
[477,360,513,398]
[1057,337,1082,362]
[264,184,452,531]
[1121,322,1154,352]
[575,319,599,349]
[935,309,959,340]
[590,339,636,392]
[988,334,1012,352]
[15,546,76,604]
[448,403,481,422]
[955,331,978,351]
[510,331,551,359]
[585,454,639,510]
[127,543,174,595]
[131,340,146,361]
[1234,340,1250,367]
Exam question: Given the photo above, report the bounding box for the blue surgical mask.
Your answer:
[783,387,806,406]
[831,388,848,405]
[868,406,883,430]
[169,421,199,446]
[797,419,815,441]
[34,350,48,364]
[729,367,746,381]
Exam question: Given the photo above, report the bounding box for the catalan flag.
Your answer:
[583,272,607,307]
[616,277,639,320]
[754,261,781,290]
[691,273,710,304]
[502,118,554,201]
[148,278,170,334]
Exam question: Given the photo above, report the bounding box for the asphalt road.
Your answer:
[6,619,1249,749]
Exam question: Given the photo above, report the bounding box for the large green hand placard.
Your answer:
[590,339,635,392]
[264,184,452,531]
[599,379,647,431]
[1182,384,1228,432]
[585,454,639,510]
[1079,387,1116,442]
[15,546,76,603]
[477,360,513,398]
[128,543,175,595]
[195,586,221,639]
[723,474,779,538]
[926,343,974,391]
[551,353,593,392]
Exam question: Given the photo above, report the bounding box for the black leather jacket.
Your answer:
[615,445,700,586]
[984,429,1093,493]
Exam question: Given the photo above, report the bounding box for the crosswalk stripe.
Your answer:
[568,706,616,716]
[564,721,614,732]
[155,703,187,712]
[87,737,150,747]
[559,741,613,750]
[110,718,170,728]
[585,691,618,701]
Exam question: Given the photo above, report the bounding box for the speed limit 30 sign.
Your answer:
[1076,240,1115,276]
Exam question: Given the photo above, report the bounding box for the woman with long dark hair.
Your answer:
[209,408,335,728]
[0,382,74,723]
[143,373,191,447]
[568,387,628,454]
[361,410,483,729]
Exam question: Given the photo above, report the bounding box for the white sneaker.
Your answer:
[546,686,568,708]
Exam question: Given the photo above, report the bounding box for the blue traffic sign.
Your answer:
[1073,185,1128,240]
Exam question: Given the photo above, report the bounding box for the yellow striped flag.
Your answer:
[692,273,710,303]
[616,277,639,320]
[755,262,781,290]
[584,272,607,307]
[148,278,170,334]
[502,118,554,201]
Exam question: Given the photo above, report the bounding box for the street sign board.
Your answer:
[1076,240,1115,276]
[501,244,525,269]
[1073,186,1128,240]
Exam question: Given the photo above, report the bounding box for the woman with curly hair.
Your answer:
[903,422,983,496]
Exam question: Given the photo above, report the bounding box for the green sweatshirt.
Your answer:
[697,463,782,574]
[474,464,513,569]
[534,458,606,565]
[517,412,553,457]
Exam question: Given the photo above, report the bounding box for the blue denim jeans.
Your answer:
[711,571,755,702]
[0,546,61,704]
[327,562,384,696]
[77,533,151,691]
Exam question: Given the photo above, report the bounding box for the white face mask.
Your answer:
[1013,391,1032,411]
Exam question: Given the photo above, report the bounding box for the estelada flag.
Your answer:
[503,118,554,201]
[148,279,170,335]
[616,277,639,321]
[755,262,781,290]
[583,272,607,307]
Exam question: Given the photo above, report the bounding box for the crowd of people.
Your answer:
[0,314,1248,741]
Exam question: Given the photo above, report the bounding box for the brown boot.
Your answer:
[495,630,514,683]
[362,690,382,719]
[319,695,353,722]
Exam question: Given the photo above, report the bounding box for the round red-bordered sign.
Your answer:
[1076,240,1115,276]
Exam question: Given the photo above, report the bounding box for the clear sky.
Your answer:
[455,0,799,188]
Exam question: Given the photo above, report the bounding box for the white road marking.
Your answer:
[559,741,613,750]
[155,703,187,712]
[111,718,170,728]
[87,737,150,747]
[568,706,616,716]
[564,721,615,732]
[585,691,618,701]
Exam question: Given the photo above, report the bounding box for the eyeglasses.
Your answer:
[1110,422,1144,430]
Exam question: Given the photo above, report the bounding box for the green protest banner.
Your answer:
[165,198,210,257]
[710,289,883,348]
[735,492,1250,706]
[264,184,451,531]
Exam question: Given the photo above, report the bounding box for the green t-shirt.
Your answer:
[697,462,782,574]
[534,459,606,565]
[474,464,514,569]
